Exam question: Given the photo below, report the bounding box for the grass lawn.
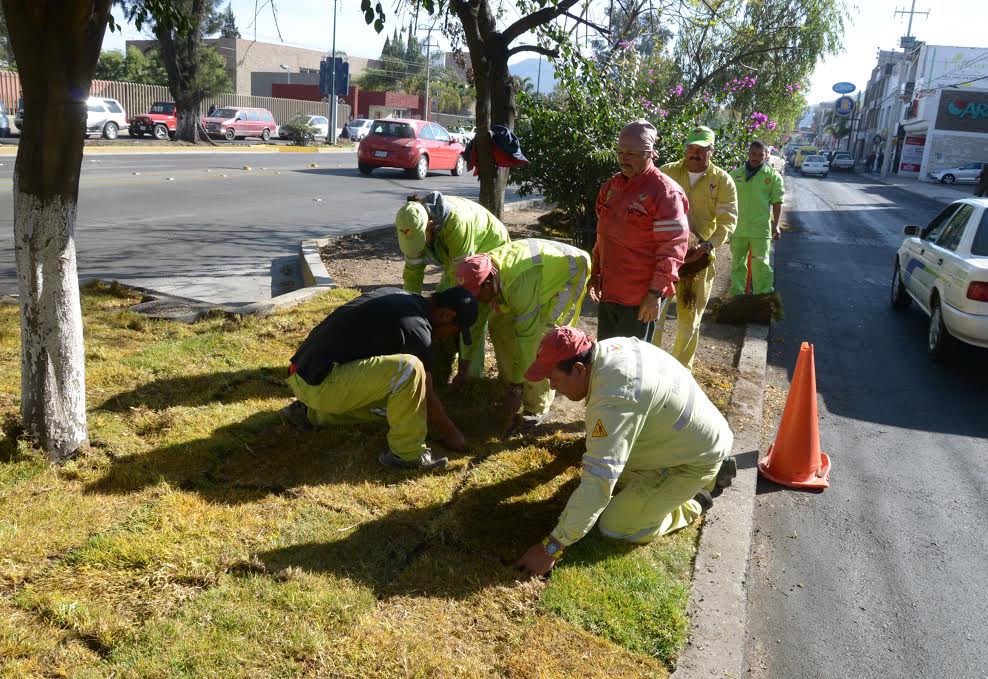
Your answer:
[0,283,704,678]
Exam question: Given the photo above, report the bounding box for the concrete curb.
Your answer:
[672,323,768,679]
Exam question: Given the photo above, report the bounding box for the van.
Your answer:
[794,146,819,169]
[86,96,128,139]
[204,106,277,141]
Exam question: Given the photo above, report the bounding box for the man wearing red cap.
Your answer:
[456,239,591,429]
[516,327,734,576]
[590,118,690,342]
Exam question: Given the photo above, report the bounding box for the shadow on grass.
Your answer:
[96,367,290,412]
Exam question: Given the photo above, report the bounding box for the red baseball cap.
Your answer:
[456,254,494,295]
[524,327,595,382]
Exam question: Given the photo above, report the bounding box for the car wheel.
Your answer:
[940,174,955,184]
[153,124,169,141]
[102,122,118,140]
[928,296,955,360]
[224,128,235,141]
[358,163,373,175]
[451,155,466,177]
[890,262,910,311]
[411,155,428,180]
[261,128,271,142]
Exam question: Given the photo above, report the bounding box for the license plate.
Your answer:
[373,150,388,158]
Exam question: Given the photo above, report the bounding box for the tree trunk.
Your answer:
[2,0,113,461]
[155,0,209,143]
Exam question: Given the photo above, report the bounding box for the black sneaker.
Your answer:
[693,489,714,514]
[715,456,737,489]
[280,400,312,432]
[378,449,448,471]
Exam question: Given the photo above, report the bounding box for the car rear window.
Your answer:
[150,103,175,114]
[807,156,826,162]
[371,121,415,139]
[352,119,369,126]
[213,108,238,119]
[972,210,988,257]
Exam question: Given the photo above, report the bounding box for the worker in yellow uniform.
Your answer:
[456,239,591,429]
[659,126,738,369]
[395,192,510,380]
[516,327,734,576]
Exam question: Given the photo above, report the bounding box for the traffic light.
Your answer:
[334,59,350,97]
[319,59,331,95]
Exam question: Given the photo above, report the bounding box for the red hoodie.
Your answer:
[592,163,690,306]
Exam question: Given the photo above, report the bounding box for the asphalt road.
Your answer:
[0,150,493,303]
[745,171,988,678]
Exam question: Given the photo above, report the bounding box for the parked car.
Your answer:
[204,106,277,141]
[13,96,22,132]
[357,119,467,179]
[345,118,373,141]
[449,126,475,144]
[800,155,829,178]
[129,101,179,140]
[891,198,988,357]
[279,114,329,140]
[86,96,128,139]
[767,152,787,173]
[830,152,855,171]
[0,100,9,138]
[928,162,985,185]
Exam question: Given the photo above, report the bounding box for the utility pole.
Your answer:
[536,55,542,95]
[417,21,440,122]
[329,0,338,143]
[894,0,929,39]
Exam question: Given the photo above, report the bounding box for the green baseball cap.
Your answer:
[685,126,716,148]
[395,201,429,256]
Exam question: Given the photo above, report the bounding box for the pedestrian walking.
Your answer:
[867,151,876,172]
[515,327,734,577]
[282,286,478,471]
[590,118,690,344]
[207,104,217,117]
[727,140,785,297]
[456,239,591,430]
[658,126,738,370]
[876,151,885,174]
[395,192,510,383]
[975,167,988,197]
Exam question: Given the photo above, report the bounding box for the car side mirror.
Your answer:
[903,225,920,236]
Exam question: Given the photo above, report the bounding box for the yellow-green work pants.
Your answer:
[597,460,722,544]
[729,236,773,295]
[286,354,427,461]
[655,263,716,370]
[488,312,554,414]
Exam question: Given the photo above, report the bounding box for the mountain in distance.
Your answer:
[508,56,558,93]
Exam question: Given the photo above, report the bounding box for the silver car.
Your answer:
[928,162,984,185]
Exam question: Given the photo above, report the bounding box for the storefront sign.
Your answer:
[832,82,856,94]
[898,135,926,177]
[935,89,988,133]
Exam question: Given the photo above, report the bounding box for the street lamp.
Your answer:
[280,63,290,85]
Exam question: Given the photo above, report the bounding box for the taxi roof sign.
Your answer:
[832,82,856,94]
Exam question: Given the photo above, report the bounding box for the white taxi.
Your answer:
[890,198,988,358]
[800,154,829,178]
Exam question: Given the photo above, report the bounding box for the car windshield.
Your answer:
[212,108,238,119]
[371,121,415,139]
[351,119,369,127]
[150,103,175,114]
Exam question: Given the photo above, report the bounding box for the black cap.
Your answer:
[434,286,479,345]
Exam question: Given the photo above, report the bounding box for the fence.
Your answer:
[0,71,349,131]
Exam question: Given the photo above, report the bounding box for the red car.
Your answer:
[357,119,467,179]
[129,101,178,140]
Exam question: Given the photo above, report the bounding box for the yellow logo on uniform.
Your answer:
[591,419,608,438]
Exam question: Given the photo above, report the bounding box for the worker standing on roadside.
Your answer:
[396,192,511,383]
[591,118,690,343]
[456,239,591,430]
[727,140,785,296]
[515,327,734,577]
[282,286,478,472]
[659,126,738,370]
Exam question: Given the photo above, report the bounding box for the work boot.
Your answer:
[693,489,714,514]
[715,456,737,489]
[378,449,448,471]
[280,400,312,432]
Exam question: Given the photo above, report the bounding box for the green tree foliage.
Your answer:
[358,27,426,92]
[95,45,169,84]
[218,1,239,38]
[0,4,13,68]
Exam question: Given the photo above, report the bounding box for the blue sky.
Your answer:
[102,0,986,103]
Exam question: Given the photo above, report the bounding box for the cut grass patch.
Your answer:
[0,283,731,677]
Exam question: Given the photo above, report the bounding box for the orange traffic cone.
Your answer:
[759,342,832,489]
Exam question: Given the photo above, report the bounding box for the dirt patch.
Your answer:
[319,205,744,427]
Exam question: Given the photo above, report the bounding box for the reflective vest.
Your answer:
[660,160,738,246]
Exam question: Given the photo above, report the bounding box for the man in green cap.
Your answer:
[658,126,738,370]
[727,140,785,295]
[395,192,510,382]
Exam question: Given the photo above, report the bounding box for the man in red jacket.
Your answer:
[590,119,690,341]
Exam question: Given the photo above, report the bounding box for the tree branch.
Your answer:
[507,44,558,58]
[560,10,609,35]
[502,0,582,45]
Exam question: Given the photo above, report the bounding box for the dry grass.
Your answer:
[0,282,734,678]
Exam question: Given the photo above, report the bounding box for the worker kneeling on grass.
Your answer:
[516,327,736,577]
[396,192,510,382]
[281,286,478,472]
[455,238,591,430]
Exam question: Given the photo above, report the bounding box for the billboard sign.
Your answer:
[832,82,856,94]
[834,96,855,117]
[898,135,926,177]
[935,89,988,133]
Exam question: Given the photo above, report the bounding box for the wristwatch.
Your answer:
[542,536,564,559]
